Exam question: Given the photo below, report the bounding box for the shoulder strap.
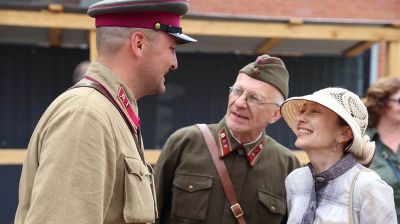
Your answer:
[70,78,146,165]
[196,124,247,224]
[348,169,371,224]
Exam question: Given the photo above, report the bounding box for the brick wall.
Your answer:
[189,0,400,21]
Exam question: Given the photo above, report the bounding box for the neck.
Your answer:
[377,116,400,135]
[306,148,345,174]
[230,130,262,144]
[376,117,400,152]
[98,55,141,100]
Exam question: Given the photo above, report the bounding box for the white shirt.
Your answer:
[286,163,397,224]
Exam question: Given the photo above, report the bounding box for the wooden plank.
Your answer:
[388,41,400,77]
[181,19,400,41]
[343,41,375,57]
[1,9,400,41]
[0,9,94,30]
[0,149,310,165]
[89,29,97,61]
[256,38,281,54]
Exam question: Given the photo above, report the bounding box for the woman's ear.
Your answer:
[338,126,353,143]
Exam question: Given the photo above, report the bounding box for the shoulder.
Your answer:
[264,135,300,161]
[356,167,392,191]
[168,124,203,140]
[286,166,310,181]
[285,167,312,191]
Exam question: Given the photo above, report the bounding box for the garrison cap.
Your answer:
[87,0,196,44]
[239,54,289,99]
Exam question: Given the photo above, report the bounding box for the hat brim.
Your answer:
[281,94,354,136]
[169,32,197,44]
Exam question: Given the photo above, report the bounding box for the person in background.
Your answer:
[155,54,301,224]
[72,60,90,84]
[363,76,400,221]
[281,87,396,224]
[14,0,196,223]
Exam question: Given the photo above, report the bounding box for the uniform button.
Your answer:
[310,201,315,209]
[270,206,276,212]
[315,177,324,182]
[220,133,225,138]
[140,170,144,176]
[188,185,194,190]
[259,144,263,148]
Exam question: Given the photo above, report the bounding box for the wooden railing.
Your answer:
[0,149,309,165]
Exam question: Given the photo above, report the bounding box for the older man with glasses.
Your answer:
[154,54,301,224]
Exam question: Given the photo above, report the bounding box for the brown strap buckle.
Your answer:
[231,203,244,218]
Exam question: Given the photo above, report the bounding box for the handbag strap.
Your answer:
[349,169,371,224]
[197,124,247,224]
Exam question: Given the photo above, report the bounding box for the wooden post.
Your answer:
[387,41,400,77]
[89,29,97,61]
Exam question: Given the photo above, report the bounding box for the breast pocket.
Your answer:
[124,157,155,223]
[252,189,287,223]
[171,173,213,221]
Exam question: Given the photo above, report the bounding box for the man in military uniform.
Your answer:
[15,0,195,223]
[155,54,301,224]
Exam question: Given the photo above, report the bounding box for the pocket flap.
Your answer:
[173,173,213,193]
[124,157,150,180]
[258,190,286,215]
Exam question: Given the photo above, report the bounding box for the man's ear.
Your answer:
[268,108,282,124]
[130,31,146,56]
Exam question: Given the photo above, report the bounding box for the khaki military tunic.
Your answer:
[155,118,301,224]
[15,62,156,224]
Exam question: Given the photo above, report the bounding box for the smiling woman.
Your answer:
[280,87,397,224]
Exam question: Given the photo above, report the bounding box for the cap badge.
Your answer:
[252,67,260,75]
[154,22,161,30]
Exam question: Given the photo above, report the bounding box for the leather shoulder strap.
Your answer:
[197,124,247,224]
[70,79,146,164]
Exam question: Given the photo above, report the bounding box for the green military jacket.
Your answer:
[15,62,156,224]
[368,128,400,222]
[155,118,301,224]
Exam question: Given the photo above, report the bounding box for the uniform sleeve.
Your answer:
[359,172,397,224]
[154,129,188,224]
[24,106,116,223]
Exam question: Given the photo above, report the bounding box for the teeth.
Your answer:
[297,128,312,135]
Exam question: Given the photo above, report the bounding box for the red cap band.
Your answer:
[95,11,180,29]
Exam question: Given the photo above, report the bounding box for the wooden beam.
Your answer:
[181,19,400,41]
[343,41,375,57]
[1,9,400,42]
[387,41,400,77]
[0,9,94,30]
[89,29,97,61]
[256,38,282,54]
[0,149,310,165]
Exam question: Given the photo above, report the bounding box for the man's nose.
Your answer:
[170,54,178,71]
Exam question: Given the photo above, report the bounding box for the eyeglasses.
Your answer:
[229,85,280,107]
[388,98,400,105]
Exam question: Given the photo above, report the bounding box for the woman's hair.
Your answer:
[363,77,400,127]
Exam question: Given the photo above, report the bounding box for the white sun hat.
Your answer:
[280,87,375,166]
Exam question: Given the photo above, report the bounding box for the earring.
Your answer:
[331,142,339,153]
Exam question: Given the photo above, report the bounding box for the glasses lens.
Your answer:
[390,98,400,104]
[247,94,261,107]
